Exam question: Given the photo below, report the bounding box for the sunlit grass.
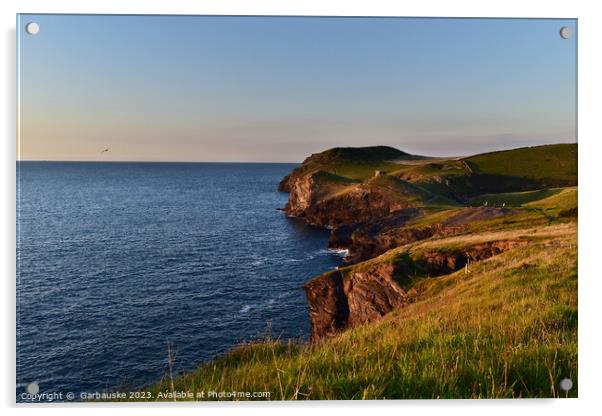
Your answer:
[140,222,577,401]
[467,188,564,207]
[466,144,577,183]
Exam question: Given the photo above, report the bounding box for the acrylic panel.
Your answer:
[16,14,577,402]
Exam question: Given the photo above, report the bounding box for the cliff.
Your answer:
[141,146,577,400]
[290,178,420,228]
[283,168,447,229]
[329,206,515,263]
[304,236,528,340]
[303,262,407,340]
[280,144,577,341]
[146,221,577,399]
[279,146,417,193]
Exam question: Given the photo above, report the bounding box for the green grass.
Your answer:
[311,170,358,185]
[365,175,458,207]
[387,144,577,201]
[390,160,470,179]
[128,144,578,401]
[139,223,577,401]
[325,174,458,211]
[465,210,548,233]
[405,207,463,227]
[289,146,423,182]
[307,146,414,164]
[525,187,577,211]
[465,144,577,183]
[467,188,564,207]
[464,190,576,234]
[330,161,405,180]
[286,144,577,203]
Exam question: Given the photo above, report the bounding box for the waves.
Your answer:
[248,247,345,267]
[16,162,342,398]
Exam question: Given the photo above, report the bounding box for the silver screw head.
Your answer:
[25,22,40,35]
[560,26,571,39]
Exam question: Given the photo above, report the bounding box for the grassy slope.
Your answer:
[364,175,458,207]
[386,144,577,200]
[290,146,422,181]
[390,160,469,179]
[286,144,577,207]
[321,172,459,214]
[137,144,578,401]
[328,161,402,180]
[145,222,577,400]
[467,188,565,207]
[467,187,577,233]
[465,144,577,183]
[525,187,578,212]
[294,143,577,186]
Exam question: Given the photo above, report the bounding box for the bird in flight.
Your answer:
[101,148,110,153]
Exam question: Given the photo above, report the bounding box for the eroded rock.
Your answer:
[304,239,528,340]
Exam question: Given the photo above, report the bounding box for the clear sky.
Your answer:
[18,15,577,162]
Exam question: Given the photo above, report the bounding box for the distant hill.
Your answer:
[281,143,577,202]
[279,146,425,191]
[391,143,577,200]
[466,143,577,184]
[304,146,418,165]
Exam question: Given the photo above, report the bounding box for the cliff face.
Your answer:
[280,172,344,221]
[330,223,455,264]
[278,174,292,193]
[282,171,426,229]
[303,262,407,340]
[278,145,551,342]
[278,145,413,194]
[301,185,415,228]
[303,238,529,340]
[327,209,446,264]
[328,207,515,264]
[279,155,436,340]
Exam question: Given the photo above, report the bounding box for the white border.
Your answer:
[2,1,600,415]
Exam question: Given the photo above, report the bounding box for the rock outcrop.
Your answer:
[328,207,515,264]
[282,171,431,229]
[304,262,407,341]
[279,144,573,342]
[304,239,528,340]
[301,184,417,228]
[282,171,350,219]
[327,209,447,263]
[278,146,414,194]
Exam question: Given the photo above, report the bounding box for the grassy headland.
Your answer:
[145,223,576,400]
[140,143,577,400]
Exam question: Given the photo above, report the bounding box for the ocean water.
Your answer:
[16,162,342,400]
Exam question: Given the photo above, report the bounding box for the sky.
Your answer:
[18,15,577,162]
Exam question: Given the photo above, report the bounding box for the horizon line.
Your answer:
[16,159,303,164]
[15,141,578,164]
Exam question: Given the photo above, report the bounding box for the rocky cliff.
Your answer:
[278,145,552,341]
[303,238,528,340]
[328,206,515,264]
[303,262,407,340]
[282,170,436,229]
[282,171,351,219]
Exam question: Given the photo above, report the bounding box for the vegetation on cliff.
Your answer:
[279,146,425,192]
[142,143,577,400]
[145,223,576,399]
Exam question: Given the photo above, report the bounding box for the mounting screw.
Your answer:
[559,26,571,39]
[25,22,40,35]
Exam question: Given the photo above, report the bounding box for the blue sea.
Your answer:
[16,162,342,400]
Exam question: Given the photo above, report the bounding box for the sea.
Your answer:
[16,162,343,401]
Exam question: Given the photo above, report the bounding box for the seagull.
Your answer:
[101,148,110,153]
